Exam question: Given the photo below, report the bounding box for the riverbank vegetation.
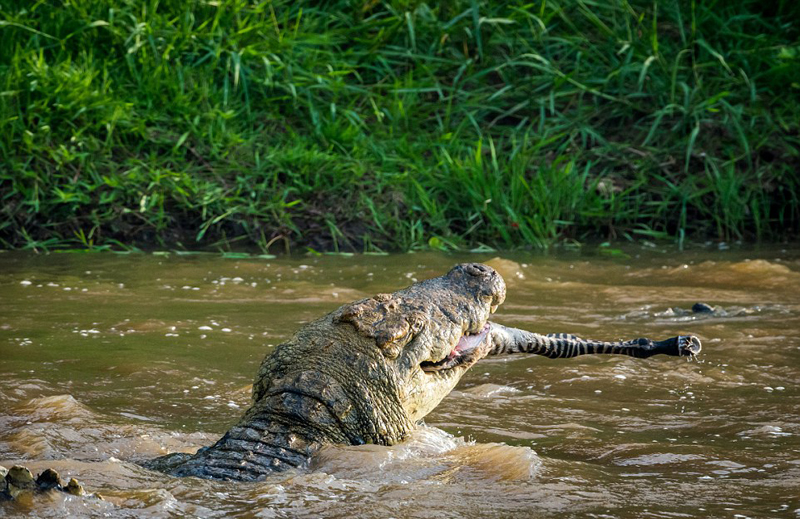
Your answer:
[1,0,798,252]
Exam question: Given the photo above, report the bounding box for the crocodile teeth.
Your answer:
[490,305,498,314]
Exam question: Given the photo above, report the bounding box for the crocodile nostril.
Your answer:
[464,263,490,276]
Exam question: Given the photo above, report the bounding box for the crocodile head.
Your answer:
[377,262,506,422]
[329,263,506,426]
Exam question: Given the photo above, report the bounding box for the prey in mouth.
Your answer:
[420,323,493,372]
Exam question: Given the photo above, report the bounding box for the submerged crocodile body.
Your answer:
[1,465,85,501]
[658,302,766,318]
[3,263,702,494]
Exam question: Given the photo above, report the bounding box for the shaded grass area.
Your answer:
[1,0,799,252]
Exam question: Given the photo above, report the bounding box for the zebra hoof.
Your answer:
[677,335,702,356]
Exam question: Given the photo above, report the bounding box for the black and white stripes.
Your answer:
[487,323,701,360]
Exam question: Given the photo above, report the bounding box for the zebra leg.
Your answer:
[486,323,701,359]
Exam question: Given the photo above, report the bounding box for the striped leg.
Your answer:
[487,323,701,359]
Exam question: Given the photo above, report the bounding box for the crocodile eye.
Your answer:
[410,315,424,333]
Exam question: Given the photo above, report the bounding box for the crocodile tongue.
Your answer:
[421,324,491,372]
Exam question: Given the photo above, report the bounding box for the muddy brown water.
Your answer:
[1,248,799,518]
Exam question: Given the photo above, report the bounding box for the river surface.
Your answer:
[1,247,799,518]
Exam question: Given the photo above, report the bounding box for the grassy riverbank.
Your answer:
[1,1,798,252]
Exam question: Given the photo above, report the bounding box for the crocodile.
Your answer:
[656,302,765,318]
[3,263,702,493]
[1,465,84,501]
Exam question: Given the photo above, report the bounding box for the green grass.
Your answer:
[1,0,798,252]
